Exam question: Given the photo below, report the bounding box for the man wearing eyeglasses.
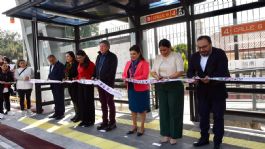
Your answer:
[187,36,230,149]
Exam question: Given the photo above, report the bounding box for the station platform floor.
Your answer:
[0,104,265,149]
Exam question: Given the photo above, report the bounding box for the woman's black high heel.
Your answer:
[137,130,145,136]
[126,127,137,135]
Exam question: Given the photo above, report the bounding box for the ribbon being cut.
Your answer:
[125,77,265,84]
[29,79,122,98]
[2,77,264,98]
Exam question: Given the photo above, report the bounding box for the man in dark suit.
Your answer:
[47,55,65,120]
[187,36,230,149]
[94,40,118,131]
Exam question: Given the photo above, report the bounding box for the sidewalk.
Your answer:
[0,105,264,149]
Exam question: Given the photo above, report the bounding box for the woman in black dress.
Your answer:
[64,51,79,122]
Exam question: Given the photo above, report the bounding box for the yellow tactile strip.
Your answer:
[18,116,265,149]
[19,117,135,149]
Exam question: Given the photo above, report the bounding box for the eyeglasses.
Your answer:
[197,45,209,50]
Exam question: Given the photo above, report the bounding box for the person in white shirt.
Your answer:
[151,39,184,145]
[14,60,34,113]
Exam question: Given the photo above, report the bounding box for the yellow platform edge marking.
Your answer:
[116,117,265,149]
[19,118,135,149]
[19,116,265,149]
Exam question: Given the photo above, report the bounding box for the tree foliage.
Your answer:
[172,43,188,72]
[0,29,23,61]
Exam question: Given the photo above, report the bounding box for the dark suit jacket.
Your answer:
[48,61,65,81]
[94,51,118,87]
[187,47,230,99]
[0,70,14,94]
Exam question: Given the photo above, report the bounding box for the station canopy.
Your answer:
[3,0,203,27]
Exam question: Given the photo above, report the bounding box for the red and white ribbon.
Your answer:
[29,79,123,98]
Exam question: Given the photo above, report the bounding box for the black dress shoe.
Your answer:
[214,143,221,149]
[193,139,209,147]
[79,122,94,127]
[55,115,65,120]
[72,118,81,123]
[70,116,77,121]
[49,114,57,119]
[4,111,9,115]
[126,128,137,135]
[106,123,117,131]
[97,123,108,130]
[78,122,86,127]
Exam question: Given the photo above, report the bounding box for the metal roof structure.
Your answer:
[3,0,190,26]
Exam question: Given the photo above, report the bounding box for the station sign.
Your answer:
[140,7,185,25]
[221,20,265,36]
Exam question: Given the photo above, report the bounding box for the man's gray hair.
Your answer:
[99,40,110,48]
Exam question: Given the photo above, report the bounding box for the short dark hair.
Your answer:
[129,45,145,60]
[197,35,212,44]
[159,39,171,48]
[99,40,110,48]
[47,54,56,59]
[3,56,11,64]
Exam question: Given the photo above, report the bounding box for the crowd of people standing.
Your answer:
[0,36,228,149]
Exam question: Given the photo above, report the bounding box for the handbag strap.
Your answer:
[18,67,27,76]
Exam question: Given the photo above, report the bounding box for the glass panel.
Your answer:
[80,24,99,38]
[38,0,95,11]
[80,20,129,39]
[83,4,126,16]
[194,7,265,113]
[149,0,180,9]
[38,41,75,104]
[194,0,259,15]
[144,22,188,71]
[80,33,133,103]
[81,33,131,78]
[38,41,75,79]
[38,23,75,39]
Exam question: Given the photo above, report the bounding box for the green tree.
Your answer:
[0,29,23,62]
[172,43,188,72]
[65,24,99,48]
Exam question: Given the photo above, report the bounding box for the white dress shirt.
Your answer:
[200,55,209,72]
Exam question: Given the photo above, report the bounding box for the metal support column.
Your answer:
[153,27,159,109]
[32,18,42,114]
[233,0,239,60]
[134,0,143,48]
[74,26,80,52]
[135,16,143,47]
[189,3,199,122]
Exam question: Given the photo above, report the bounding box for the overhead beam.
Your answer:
[80,28,136,42]
[138,2,182,16]
[98,0,133,12]
[69,1,103,13]
[10,14,77,27]
[38,36,75,42]
[35,6,102,21]
[79,13,128,27]
[3,0,44,16]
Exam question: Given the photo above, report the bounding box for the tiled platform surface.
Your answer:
[0,105,265,149]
